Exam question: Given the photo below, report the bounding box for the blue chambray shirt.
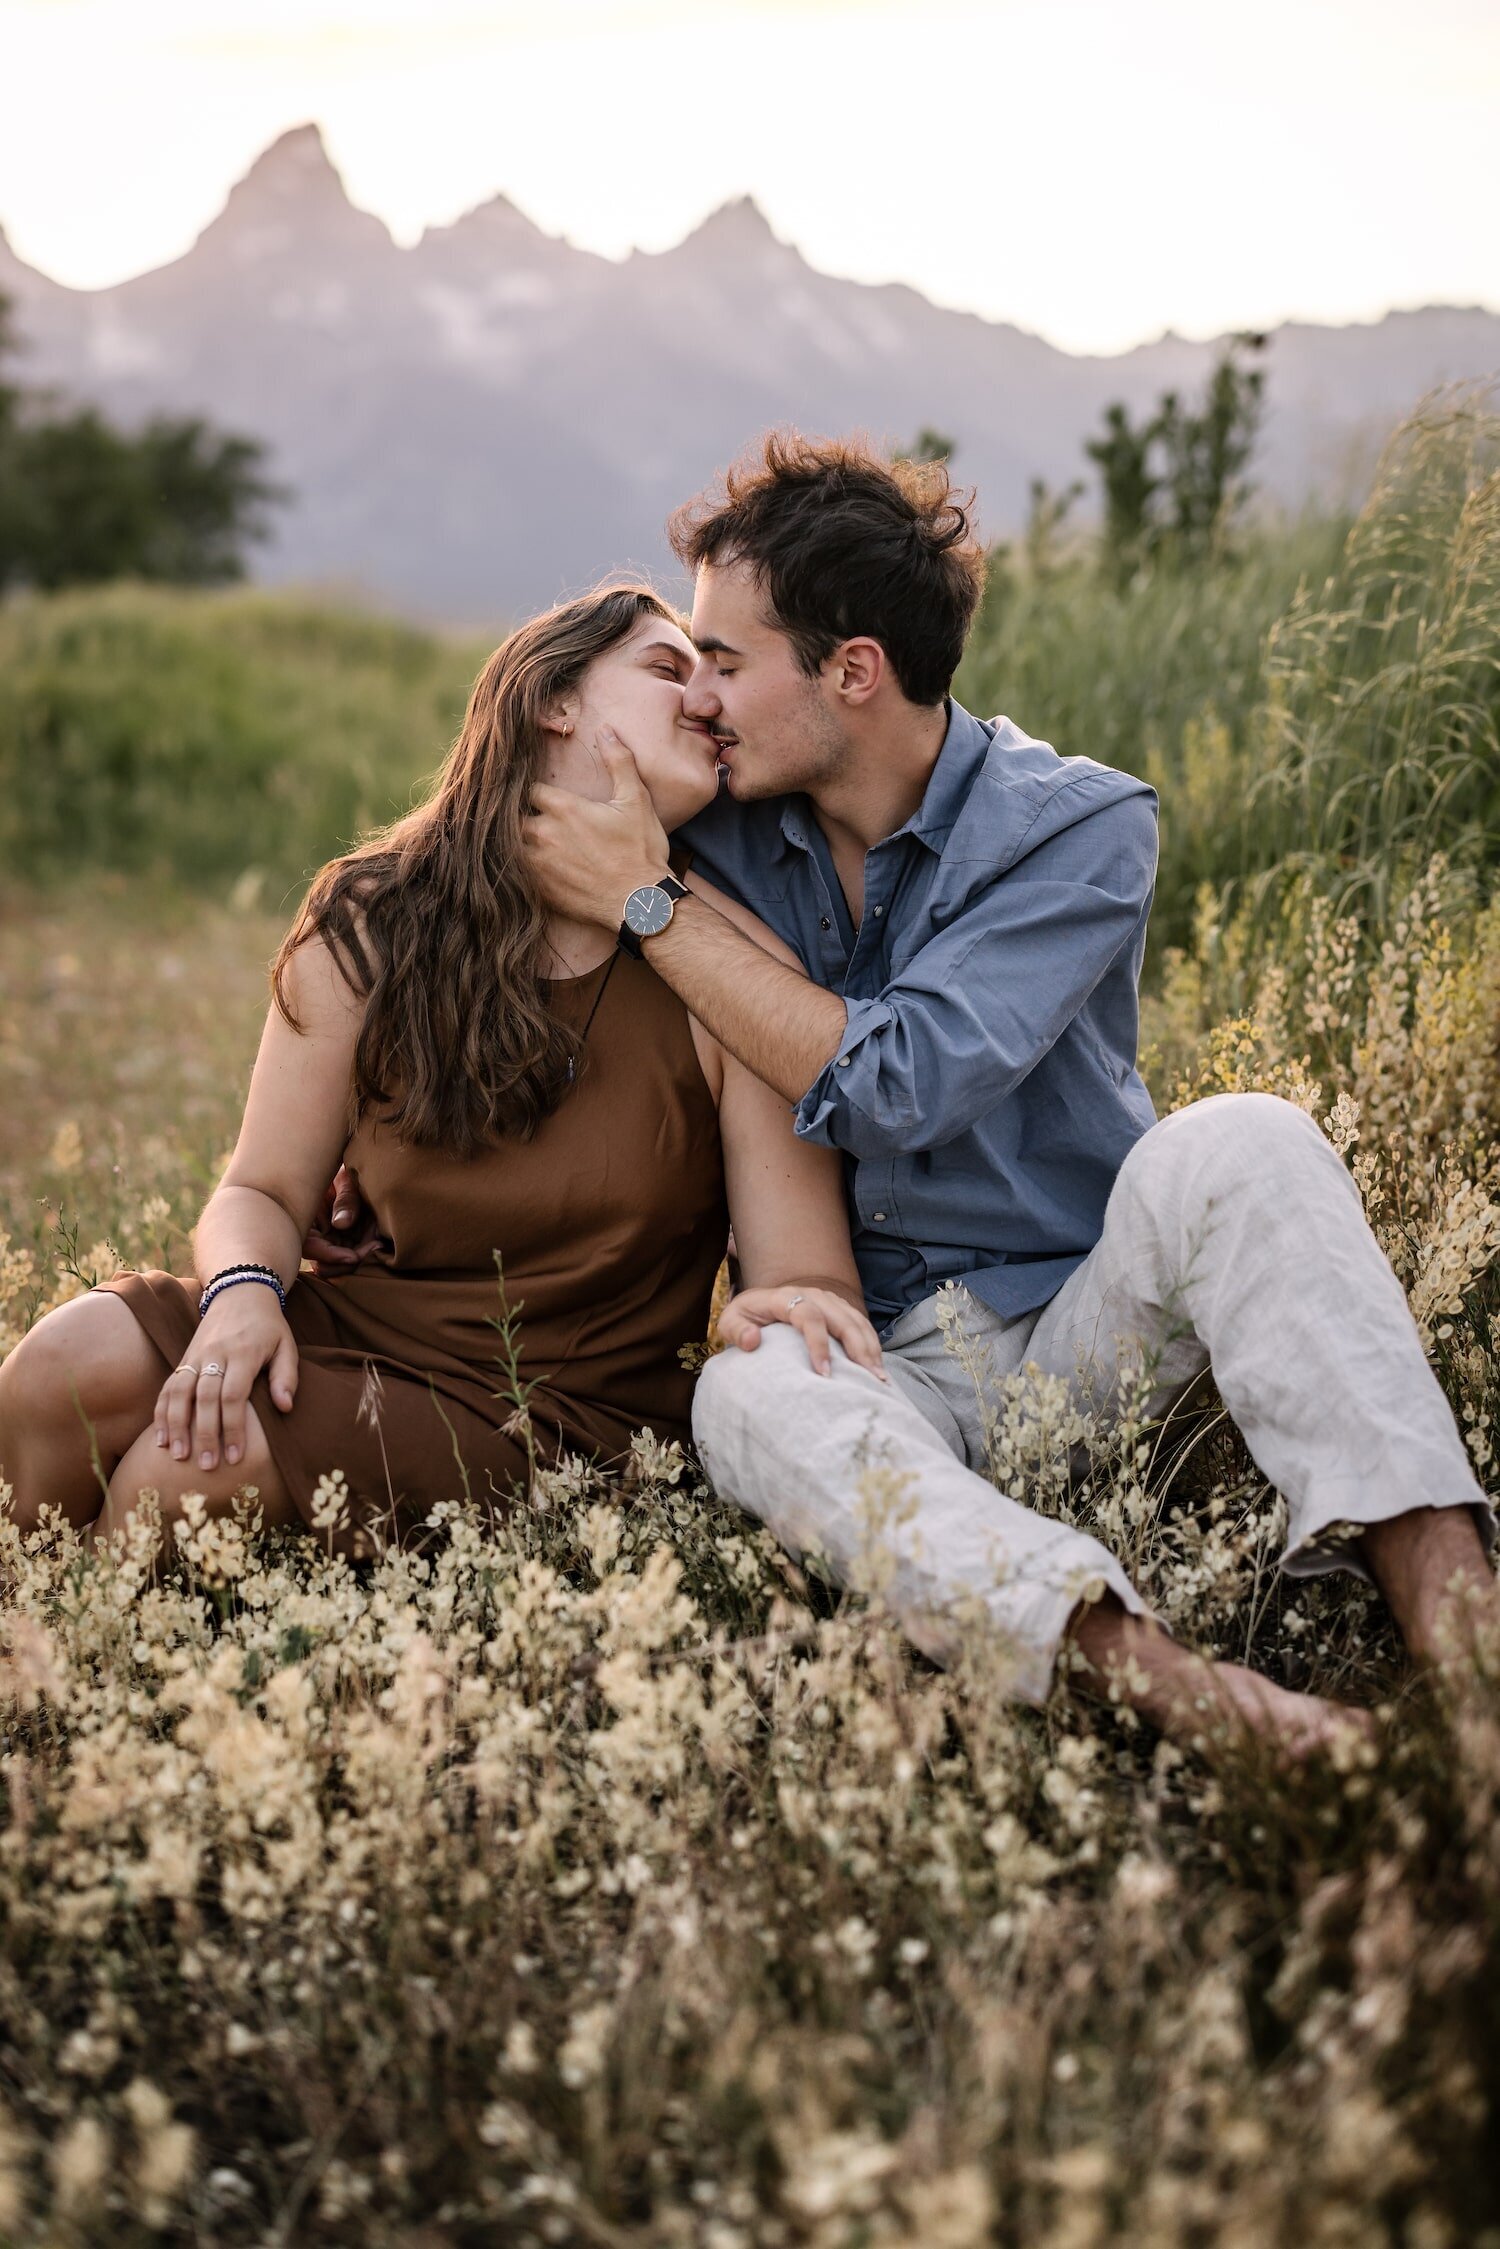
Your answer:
[677,700,1160,1335]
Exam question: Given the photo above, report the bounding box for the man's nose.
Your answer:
[682,661,720,721]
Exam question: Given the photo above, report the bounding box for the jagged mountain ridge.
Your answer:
[3,123,1497,620]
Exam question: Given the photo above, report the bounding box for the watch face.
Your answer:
[623,884,674,938]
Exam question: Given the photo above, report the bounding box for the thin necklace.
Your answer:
[565,950,620,1084]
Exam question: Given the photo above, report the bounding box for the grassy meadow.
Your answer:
[0,400,1498,2245]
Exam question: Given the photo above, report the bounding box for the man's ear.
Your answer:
[830,638,886,706]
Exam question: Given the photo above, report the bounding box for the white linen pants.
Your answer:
[692,1093,1494,1703]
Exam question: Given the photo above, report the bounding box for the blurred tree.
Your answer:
[1086,333,1268,585]
[0,292,281,592]
[1155,332,1267,560]
[1022,474,1085,581]
[898,426,959,465]
[1085,402,1160,587]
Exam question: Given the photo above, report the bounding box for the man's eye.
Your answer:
[715,665,736,678]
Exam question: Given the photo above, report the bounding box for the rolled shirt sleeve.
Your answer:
[794,782,1158,1160]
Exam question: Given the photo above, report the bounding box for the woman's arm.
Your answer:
[715,1048,885,1378]
[196,931,365,1287]
[684,872,883,1379]
[162,931,365,1473]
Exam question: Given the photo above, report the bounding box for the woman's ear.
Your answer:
[541,695,580,742]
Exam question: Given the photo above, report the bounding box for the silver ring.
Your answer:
[202,1362,224,1377]
[786,1293,805,1313]
[179,1362,200,1376]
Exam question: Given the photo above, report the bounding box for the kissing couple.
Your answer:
[3,433,1494,1762]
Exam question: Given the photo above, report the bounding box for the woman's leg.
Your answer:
[0,1292,166,1531]
[92,1398,300,1559]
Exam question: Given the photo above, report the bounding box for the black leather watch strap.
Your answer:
[617,875,690,958]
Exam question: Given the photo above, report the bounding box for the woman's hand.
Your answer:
[154,1283,300,1473]
[715,1284,888,1381]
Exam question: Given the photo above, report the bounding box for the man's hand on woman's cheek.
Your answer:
[525,726,673,928]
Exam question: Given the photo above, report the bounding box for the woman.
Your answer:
[0,585,883,1558]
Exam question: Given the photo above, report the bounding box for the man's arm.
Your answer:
[639,891,846,1104]
[525,726,845,1101]
[794,781,1159,1158]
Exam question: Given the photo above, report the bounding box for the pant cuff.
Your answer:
[985,1550,1157,1707]
[1284,1487,1498,1586]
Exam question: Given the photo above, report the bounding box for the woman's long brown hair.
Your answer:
[271,581,681,1156]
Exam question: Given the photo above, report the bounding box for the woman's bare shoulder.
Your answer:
[683,870,807,977]
[276,897,375,1031]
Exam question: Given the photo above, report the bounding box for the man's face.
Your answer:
[683,560,849,802]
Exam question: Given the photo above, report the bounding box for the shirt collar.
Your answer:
[775,699,991,858]
[903,699,993,851]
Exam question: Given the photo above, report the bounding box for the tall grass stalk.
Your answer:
[1240,388,1500,932]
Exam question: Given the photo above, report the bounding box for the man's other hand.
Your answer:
[301,1164,389,1277]
[524,726,673,931]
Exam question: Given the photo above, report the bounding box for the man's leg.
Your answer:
[693,1318,1372,1752]
[1024,1092,1496,1666]
[1357,1508,1495,1669]
[874,1287,1371,1751]
[693,1320,1145,1706]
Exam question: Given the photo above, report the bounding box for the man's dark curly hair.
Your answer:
[668,430,987,708]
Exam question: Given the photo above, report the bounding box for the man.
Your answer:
[519,432,1496,1757]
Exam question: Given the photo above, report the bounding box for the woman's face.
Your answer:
[544,614,722,831]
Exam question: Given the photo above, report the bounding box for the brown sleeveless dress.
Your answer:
[101,948,729,1556]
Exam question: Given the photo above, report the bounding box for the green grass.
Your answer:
[0,585,487,907]
[956,512,1348,942]
[958,396,1500,951]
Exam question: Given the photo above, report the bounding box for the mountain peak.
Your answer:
[419,190,552,254]
[236,123,344,202]
[683,195,781,249]
[196,123,393,264]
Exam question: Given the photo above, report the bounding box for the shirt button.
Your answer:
[872,905,884,918]
[820,917,831,931]
[836,1055,850,1068]
[872,1211,887,1223]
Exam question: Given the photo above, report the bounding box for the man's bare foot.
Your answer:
[1195,1658,1378,1763]
[1066,1594,1376,1767]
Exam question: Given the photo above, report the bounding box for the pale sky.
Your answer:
[2,0,1497,354]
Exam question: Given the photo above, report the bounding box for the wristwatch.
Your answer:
[618,874,689,957]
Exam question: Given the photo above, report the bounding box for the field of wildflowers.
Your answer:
[1,399,1498,2243]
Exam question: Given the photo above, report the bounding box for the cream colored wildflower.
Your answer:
[47,1119,83,1173]
[51,2113,109,2218]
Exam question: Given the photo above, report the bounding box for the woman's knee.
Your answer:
[105,1399,292,1527]
[1,1291,160,1433]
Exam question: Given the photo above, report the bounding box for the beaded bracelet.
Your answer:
[200,1261,282,1295]
[198,1266,288,1319]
